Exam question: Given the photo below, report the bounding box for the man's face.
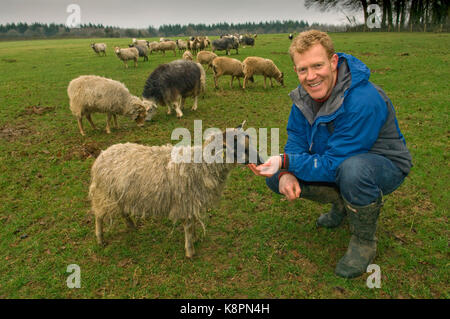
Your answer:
[293,43,338,101]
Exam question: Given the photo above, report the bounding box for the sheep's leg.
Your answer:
[263,76,267,89]
[167,104,172,115]
[214,74,219,89]
[270,77,274,88]
[77,116,85,136]
[106,114,112,134]
[124,60,128,69]
[174,100,183,118]
[86,114,97,130]
[183,219,195,258]
[113,114,118,128]
[230,76,234,88]
[121,212,136,230]
[192,95,198,111]
[243,75,248,89]
[134,58,138,68]
[95,215,105,246]
[238,77,242,88]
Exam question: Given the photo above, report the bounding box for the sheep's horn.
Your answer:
[236,120,246,130]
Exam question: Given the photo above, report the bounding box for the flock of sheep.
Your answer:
[72,33,284,257]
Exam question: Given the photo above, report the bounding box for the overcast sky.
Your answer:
[0,0,365,28]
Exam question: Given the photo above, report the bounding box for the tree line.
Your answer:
[305,0,449,32]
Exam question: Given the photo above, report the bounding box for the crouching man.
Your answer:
[248,30,412,278]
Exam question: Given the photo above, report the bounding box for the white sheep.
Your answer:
[176,39,188,52]
[196,50,217,72]
[132,38,149,47]
[91,43,107,56]
[89,123,263,257]
[114,46,139,68]
[157,41,177,56]
[182,50,194,61]
[211,56,252,89]
[148,41,159,54]
[242,56,284,89]
[67,75,156,136]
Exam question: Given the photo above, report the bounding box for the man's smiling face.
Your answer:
[293,43,338,101]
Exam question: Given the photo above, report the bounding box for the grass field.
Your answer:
[0,32,448,299]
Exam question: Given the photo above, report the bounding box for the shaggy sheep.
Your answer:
[89,122,264,257]
[91,43,107,56]
[182,50,194,61]
[212,36,239,55]
[67,75,156,136]
[132,38,149,47]
[211,56,253,89]
[239,35,255,47]
[176,39,188,52]
[158,40,177,56]
[114,46,139,68]
[128,44,149,62]
[148,41,159,54]
[242,56,284,89]
[196,50,217,72]
[142,59,205,118]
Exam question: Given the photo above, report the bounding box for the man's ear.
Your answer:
[331,53,338,71]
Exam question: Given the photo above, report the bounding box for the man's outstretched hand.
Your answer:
[247,155,281,177]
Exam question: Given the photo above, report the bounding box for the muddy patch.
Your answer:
[371,67,392,74]
[0,124,31,141]
[22,105,55,116]
[64,142,102,160]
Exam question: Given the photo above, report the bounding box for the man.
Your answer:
[248,30,412,278]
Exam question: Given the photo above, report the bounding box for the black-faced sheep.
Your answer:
[196,50,217,72]
[91,43,107,56]
[89,123,264,257]
[67,75,156,136]
[128,44,149,62]
[211,56,253,89]
[142,59,205,118]
[242,56,284,89]
[114,46,139,68]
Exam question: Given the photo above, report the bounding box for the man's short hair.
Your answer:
[289,30,335,61]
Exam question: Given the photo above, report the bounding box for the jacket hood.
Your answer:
[289,53,371,125]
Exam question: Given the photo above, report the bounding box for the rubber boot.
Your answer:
[300,184,346,228]
[335,196,383,278]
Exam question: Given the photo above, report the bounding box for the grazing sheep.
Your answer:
[128,44,149,62]
[211,56,253,89]
[212,36,239,55]
[142,59,205,118]
[176,39,188,52]
[114,46,139,68]
[132,38,149,47]
[239,35,255,47]
[160,37,173,42]
[158,40,177,56]
[89,122,264,257]
[91,43,107,56]
[67,75,156,136]
[196,50,217,72]
[242,56,284,89]
[182,50,194,61]
[148,41,159,54]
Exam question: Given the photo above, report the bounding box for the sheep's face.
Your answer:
[219,122,264,165]
[114,47,121,54]
[142,99,158,122]
[278,72,285,87]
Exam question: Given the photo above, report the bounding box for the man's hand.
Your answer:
[247,155,281,177]
[279,173,301,201]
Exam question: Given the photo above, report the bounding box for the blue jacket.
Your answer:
[285,53,412,183]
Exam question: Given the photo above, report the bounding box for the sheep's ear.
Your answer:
[235,120,246,131]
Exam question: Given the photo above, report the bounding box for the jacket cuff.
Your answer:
[280,153,289,170]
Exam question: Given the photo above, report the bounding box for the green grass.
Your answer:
[0,33,448,298]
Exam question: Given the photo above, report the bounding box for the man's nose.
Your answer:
[306,68,316,81]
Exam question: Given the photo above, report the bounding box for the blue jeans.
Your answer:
[266,153,407,206]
